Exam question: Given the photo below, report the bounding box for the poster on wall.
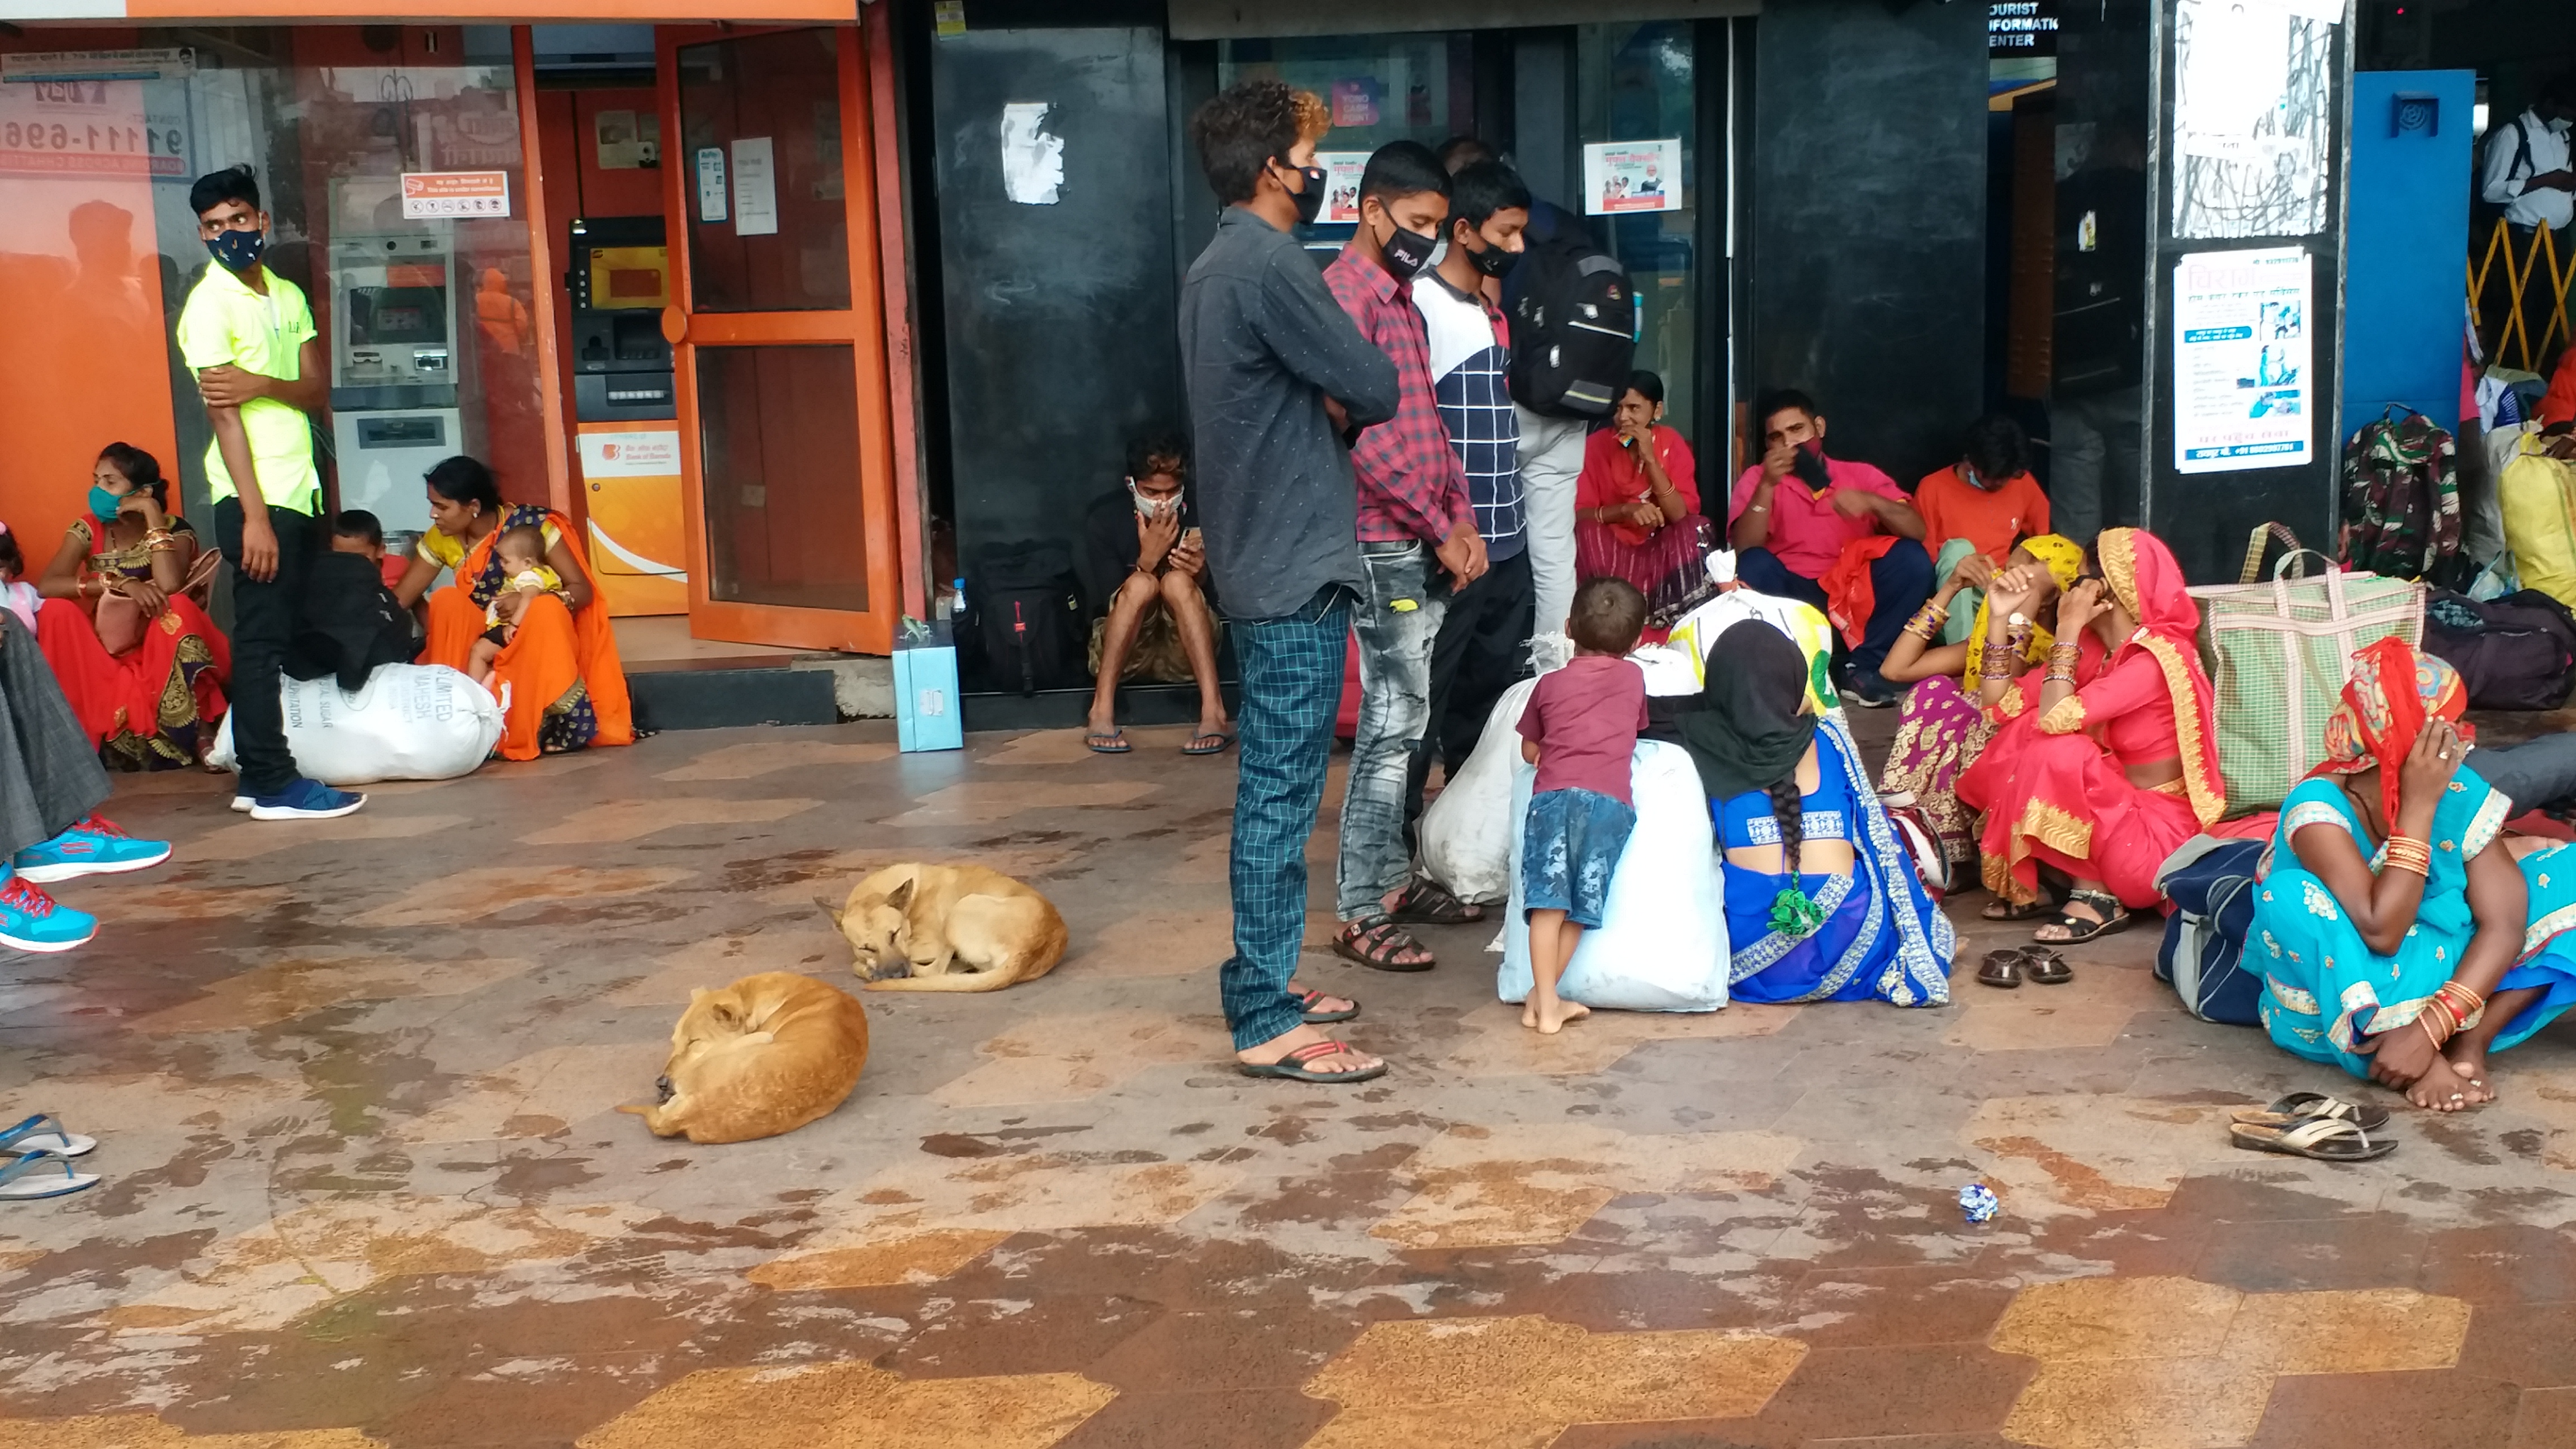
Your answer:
[594,109,658,171]
[399,171,509,220]
[2173,246,2312,473]
[1581,139,1682,215]
[694,146,727,223]
[730,136,777,236]
[2168,0,2336,239]
[1315,151,1368,225]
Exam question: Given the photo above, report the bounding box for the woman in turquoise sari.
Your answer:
[2256,638,2576,1111]
[1653,618,1952,1006]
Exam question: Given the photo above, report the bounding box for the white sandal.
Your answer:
[0,1113,94,1159]
[0,1150,98,1200]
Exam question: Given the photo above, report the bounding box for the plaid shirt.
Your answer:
[1323,249,1473,546]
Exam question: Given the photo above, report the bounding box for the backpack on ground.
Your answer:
[1506,229,1636,419]
[2338,407,2463,585]
[962,539,1086,697]
[2421,586,2576,711]
[2152,835,2267,1027]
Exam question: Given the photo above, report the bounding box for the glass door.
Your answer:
[657,23,901,652]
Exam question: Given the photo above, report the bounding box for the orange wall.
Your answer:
[0,29,182,544]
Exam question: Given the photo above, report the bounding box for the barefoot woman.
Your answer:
[2253,640,2576,1111]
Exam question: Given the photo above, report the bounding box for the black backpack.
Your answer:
[2473,115,2535,235]
[2421,588,2576,712]
[1506,229,1636,419]
[962,539,1086,697]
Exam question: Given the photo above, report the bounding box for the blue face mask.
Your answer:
[205,227,265,273]
[89,485,124,520]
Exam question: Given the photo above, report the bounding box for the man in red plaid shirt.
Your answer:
[1322,140,1490,974]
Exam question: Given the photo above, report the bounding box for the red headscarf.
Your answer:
[2306,635,2475,826]
[2083,528,2229,828]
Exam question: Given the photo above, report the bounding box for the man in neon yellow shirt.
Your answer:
[177,165,364,820]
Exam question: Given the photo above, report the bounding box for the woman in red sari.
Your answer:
[1954,527,2225,944]
[34,443,230,769]
[1573,371,1712,622]
[393,456,633,761]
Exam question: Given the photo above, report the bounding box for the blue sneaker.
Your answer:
[12,816,172,884]
[248,778,367,822]
[0,872,96,953]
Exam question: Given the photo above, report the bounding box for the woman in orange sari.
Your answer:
[1954,527,2225,945]
[394,456,632,761]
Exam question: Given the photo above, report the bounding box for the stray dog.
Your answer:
[821,863,1067,993]
[618,972,870,1143]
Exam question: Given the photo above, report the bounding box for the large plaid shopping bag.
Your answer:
[2189,525,2425,813]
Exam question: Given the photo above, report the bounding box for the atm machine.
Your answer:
[328,180,459,543]
[564,215,687,615]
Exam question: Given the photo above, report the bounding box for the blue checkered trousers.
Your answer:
[1220,586,1352,1050]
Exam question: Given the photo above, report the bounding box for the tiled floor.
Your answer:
[3,712,2573,1448]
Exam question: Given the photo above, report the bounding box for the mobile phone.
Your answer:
[1182,527,1203,547]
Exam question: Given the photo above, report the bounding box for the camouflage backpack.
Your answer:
[2338,408,2461,584]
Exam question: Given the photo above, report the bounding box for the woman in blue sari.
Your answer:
[2256,638,2576,1111]
[1655,618,1952,1006]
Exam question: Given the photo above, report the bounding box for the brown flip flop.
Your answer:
[1976,949,2024,988]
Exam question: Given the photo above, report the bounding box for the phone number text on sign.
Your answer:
[0,79,182,179]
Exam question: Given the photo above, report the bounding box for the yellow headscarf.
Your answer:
[1961,533,2085,690]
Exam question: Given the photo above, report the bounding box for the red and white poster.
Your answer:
[1581,139,1683,216]
[400,169,511,220]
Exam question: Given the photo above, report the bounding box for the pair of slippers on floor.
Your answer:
[2227,1092,2397,1162]
[1976,946,2071,988]
[0,1115,97,1200]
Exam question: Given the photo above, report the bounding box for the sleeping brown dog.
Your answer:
[618,972,870,1143]
[821,863,1067,993]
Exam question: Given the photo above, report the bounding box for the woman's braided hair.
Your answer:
[1767,773,1805,879]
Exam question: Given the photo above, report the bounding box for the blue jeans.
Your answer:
[1737,538,1934,675]
[1221,586,1350,1050]
[1338,541,1448,921]
[1522,787,1636,931]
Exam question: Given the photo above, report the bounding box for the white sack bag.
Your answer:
[1497,739,1730,1012]
[1417,676,1541,906]
[208,664,504,785]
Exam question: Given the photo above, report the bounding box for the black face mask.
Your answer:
[1278,160,1327,226]
[1377,217,1439,280]
[1467,235,1519,278]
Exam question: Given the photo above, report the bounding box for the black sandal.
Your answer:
[1976,949,2025,988]
[2023,946,2072,984]
[2035,888,2130,945]
[1295,987,1360,1024]
[1384,880,1485,926]
[1333,916,1436,972]
[1238,1039,1388,1085]
[1982,894,2059,922]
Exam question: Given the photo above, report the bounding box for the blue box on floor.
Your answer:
[894,617,964,752]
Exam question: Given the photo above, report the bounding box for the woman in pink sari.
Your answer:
[1955,527,2225,944]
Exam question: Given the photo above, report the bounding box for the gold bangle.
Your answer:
[2419,1014,2451,1052]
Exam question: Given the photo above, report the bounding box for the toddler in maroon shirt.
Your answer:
[1515,577,1650,1034]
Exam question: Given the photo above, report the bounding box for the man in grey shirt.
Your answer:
[1180,79,1399,1086]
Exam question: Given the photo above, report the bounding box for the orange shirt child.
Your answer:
[1913,464,2050,564]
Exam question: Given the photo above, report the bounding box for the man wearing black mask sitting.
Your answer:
[1724,389,1931,708]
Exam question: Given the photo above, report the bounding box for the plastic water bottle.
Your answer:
[952,576,967,617]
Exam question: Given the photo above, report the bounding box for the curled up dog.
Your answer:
[820,863,1068,993]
